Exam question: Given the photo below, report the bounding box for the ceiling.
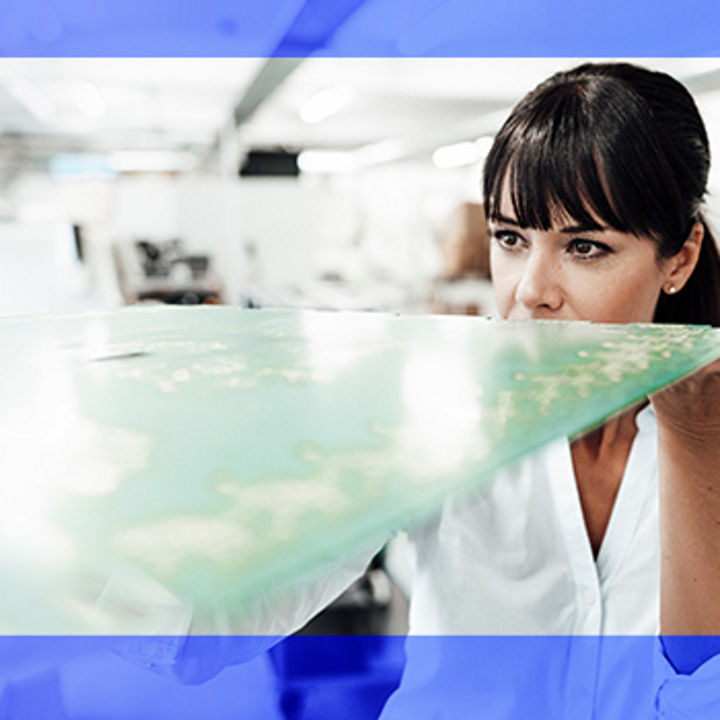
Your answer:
[2,56,720,182]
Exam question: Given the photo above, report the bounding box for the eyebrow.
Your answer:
[558,222,608,233]
[489,214,607,233]
[489,214,522,227]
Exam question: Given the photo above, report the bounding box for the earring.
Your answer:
[667,285,677,294]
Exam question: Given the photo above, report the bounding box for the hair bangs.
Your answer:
[485,99,631,234]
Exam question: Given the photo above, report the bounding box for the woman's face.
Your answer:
[489,187,670,324]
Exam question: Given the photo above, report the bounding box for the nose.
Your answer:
[515,251,563,314]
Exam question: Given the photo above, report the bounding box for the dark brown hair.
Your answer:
[483,62,720,326]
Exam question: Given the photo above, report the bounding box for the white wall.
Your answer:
[0,220,87,316]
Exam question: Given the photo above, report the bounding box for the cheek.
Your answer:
[573,267,663,323]
[611,286,659,321]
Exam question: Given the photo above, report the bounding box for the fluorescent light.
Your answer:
[354,139,409,168]
[474,135,494,157]
[432,136,494,169]
[299,84,354,125]
[72,81,106,120]
[297,150,357,174]
[432,141,480,169]
[108,151,197,173]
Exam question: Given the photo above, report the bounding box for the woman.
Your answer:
[483,59,720,636]
[134,62,720,718]
[379,61,720,719]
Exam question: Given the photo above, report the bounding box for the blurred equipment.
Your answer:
[429,202,495,316]
[240,150,300,177]
[113,239,223,305]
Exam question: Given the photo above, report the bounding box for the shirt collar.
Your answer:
[635,401,656,435]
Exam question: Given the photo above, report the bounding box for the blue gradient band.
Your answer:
[1,636,719,718]
[0,0,719,56]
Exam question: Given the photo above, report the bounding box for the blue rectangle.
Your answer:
[1,636,719,718]
[1,0,719,57]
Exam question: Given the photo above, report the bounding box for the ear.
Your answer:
[662,221,704,295]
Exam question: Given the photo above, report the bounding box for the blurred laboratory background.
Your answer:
[4,57,720,322]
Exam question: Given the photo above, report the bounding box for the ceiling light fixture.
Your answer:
[299,84,354,125]
[432,135,494,169]
[297,150,357,174]
[72,81,106,120]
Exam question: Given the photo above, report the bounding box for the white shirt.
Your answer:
[407,403,660,636]
[379,403,720,719]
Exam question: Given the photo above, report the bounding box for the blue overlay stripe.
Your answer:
[0,0,719,57]
[1,636,719,718]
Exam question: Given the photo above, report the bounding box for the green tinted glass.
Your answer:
[1,307,718,633]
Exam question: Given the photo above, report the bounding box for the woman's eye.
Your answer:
[568,239,610,258]
[493,230,523,249]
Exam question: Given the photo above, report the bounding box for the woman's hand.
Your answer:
[650,358,720,445]
[651,358,720,671]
